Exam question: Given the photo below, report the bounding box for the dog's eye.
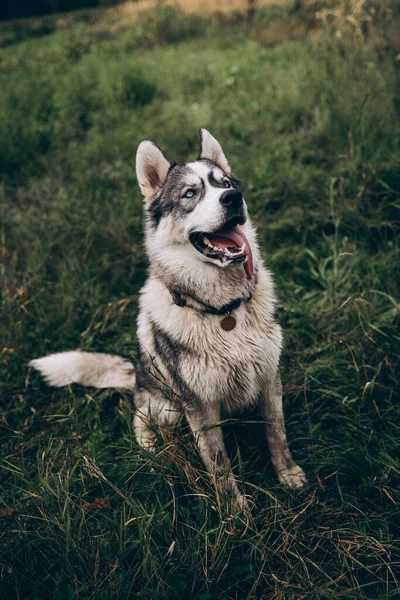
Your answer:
[223,179,230,188]
[184,189,196,198]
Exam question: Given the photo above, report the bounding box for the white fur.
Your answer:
[29,352,136,389]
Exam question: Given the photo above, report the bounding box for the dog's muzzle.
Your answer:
[189,212,254,281]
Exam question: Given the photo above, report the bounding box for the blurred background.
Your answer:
[1,1,399,599]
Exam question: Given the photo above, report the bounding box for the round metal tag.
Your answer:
[221,315,237,331]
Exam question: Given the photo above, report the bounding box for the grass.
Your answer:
[0,0,289,48]
[1,3,400,599]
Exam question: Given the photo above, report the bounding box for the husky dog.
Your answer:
[30,129,306,509]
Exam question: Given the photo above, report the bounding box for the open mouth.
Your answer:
[189,217,254,280]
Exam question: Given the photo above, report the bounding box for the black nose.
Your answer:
[219,189,243,210]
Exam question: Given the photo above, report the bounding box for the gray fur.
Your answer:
[148,165,201,228]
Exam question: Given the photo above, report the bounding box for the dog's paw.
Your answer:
[278,465,307,489]
[232,493,250,513]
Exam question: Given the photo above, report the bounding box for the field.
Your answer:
[1,2,400,598]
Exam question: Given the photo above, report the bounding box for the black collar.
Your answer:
[169,288,252,316]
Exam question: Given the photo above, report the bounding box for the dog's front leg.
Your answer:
[261,372,307,488]
[184,405,247,512]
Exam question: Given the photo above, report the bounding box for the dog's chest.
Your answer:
[176,304,281,410]
[140,276,282,412]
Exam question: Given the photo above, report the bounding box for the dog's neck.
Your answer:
[149,257,258,309]
[168,287,253,316]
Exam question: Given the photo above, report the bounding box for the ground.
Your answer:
[0,3,399,599]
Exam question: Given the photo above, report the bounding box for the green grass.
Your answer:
[1,4,399,599]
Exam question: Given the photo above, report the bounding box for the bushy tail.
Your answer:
[29,351,136,389]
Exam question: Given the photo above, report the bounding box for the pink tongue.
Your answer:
[208,226,254,280]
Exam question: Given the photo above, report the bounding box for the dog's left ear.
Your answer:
[136,140,171,200]
[199,129,231,174]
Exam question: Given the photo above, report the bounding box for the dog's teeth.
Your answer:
[204,237,215,250]
[225,248,238,257]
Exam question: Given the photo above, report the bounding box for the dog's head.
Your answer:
[136,129,254,282]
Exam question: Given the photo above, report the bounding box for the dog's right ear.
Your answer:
[136,141,170,200]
